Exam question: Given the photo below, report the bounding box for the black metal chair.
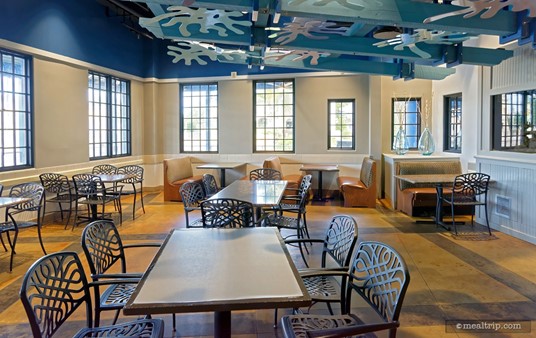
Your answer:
[19,251,164,338]
[179,181,206,228]
[442,173,491,235]
[281,241,410,338]
[274,215,358,326]
[117,164,145,219]
[92,164,118,175]
[202,173,220,198]
[250,168,282,180]
[272,174,312,231]
[201,198,255,228]
[39,173,79,228]
[72,173,123,228]
[0,182,46,271]
[81,220,161,327]
[264,178,312,241]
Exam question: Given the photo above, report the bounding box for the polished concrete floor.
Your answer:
[1,191,535,337]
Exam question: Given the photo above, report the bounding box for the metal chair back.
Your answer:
[201,198,255,228]
[82,220,127,276]
[20,252,93,338]
[202,173,219,197]
[249,168,282,180]
[92,164,118,175]
[323,215,358,268]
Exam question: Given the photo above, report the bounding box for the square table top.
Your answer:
[208,180,287,207]
[123,227,311,315]
[196,162,245,170]
[300,164,339,172]
[394,174,458,184]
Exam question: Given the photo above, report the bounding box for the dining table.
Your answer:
[123,227,311,338]
[196,162,245,187]
[394,174,459,229]
[208,179,287,222]
[299,164,339,201]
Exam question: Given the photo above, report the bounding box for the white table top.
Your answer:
[394,174,458,184]
[208,180,287,207]
[124,228,310,315]
[300,164,339,172]
[0,197,31,208]
[196,162,245,169]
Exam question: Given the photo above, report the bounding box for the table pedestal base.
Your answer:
[214,311,231,338]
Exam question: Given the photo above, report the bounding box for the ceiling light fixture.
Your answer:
[373,26,402,40]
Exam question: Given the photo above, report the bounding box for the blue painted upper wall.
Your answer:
[0,0,302,79]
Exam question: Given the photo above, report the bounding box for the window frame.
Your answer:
[180,82,219,153]
[253,79,295,153]
[391,97,421,150]
[0,48,33,171]
[443,93,462,153]
[88,71,131,160]
[327,98,355,150]
[492,90,536,152]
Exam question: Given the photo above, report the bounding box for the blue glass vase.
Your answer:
[393,128,409,155]
[418,127,435,155]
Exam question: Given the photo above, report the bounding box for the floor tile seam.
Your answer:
[421,233,536,302]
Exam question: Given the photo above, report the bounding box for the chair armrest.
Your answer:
[306,321,399,337]
[123,242,162,249]
[298,268,348,279]
[88,278,140,288]
[285,238,325,246]
[92,273,143,280]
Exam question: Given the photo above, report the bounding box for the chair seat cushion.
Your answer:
[171,175,204,186]
[75,318,165,338]
[281,313,364,338]
[301,274,342,303]
[100,282,137,310]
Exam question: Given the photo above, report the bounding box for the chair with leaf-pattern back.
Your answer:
[201,198,255,228]
[0,182,46,271]
[273,215,358,326]
[39,173,79,228]
[249,168,282,181]
[19,251,164,338]
[81,220,162,327]
[117,164,145,219]
[92,164,118,175]
[281,241,410,338]
[179,181,206,228]
[202,173,220,198]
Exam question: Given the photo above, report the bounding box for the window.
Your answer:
[492,90,536,153]
[328,99,355,150]
[88,71,131,159]
[0,49,32,170]
[180,83,218,153]
[392,97,421,149]
[254,80,294,152]
[444,93,462,152]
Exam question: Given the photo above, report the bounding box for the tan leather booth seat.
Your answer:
[163,157,203,202]
[262,156,302,190]
[396,160,461,217]
[337,157,377,208]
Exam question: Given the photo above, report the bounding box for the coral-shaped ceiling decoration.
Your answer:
[288,0,381,11]
[374,30,470,58]
[167,41,236,65]
[422,0,536,23]
[267,18,346,45]
[142,6,251,37]
[265,49,329,65]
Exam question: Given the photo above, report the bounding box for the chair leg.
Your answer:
[451,203,458,235]
[484,204,491,235]
[37,224,47,255]
[112,309,120,325]
[172,313,176,331]
[9,229,18,272]
[326,302,335,315]
[132,187,137,220]
[140,184,145,214]
[273,308,278,328]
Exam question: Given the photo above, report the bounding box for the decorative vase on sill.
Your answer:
[418,127,435,156]
[393,128,409,155]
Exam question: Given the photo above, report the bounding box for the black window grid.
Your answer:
[88,71,131,159]
[253,79,295,153]
[328,99,355,150]
[180,83,218,153]
[444,94,462,152]
[0,49,33,170]
[391,97,421,150]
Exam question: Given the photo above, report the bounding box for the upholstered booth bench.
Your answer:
[396,160,463,217]
[337,157,377,208]
[163,157,203,202]
[262,156,303,190]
